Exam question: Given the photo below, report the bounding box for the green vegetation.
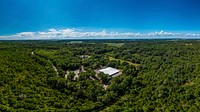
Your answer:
[1,40,200,111]
[109,56,140,67]
[68,41,83,44]
[105,43,125,47]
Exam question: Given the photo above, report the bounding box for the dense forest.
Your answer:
[1,40,200,111]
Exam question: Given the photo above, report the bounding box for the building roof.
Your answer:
[99,67,120,76]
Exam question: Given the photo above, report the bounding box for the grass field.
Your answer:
[69,41,83,44]
[109,56,140,67]
[105,43,125,47]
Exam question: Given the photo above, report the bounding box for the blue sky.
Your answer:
[0,0,200,39]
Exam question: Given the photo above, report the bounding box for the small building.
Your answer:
[99,67,120,77]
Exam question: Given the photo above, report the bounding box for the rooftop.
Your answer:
[99,67,120,76]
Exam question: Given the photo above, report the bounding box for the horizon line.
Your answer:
[1,28,200,40]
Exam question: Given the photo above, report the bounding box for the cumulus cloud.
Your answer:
[0,28,200,40]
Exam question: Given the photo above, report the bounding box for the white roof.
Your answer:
[99,67,120,76]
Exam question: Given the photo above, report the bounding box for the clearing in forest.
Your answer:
[105,43,125,47]
[109,56,140,67]
[182,82,195,87]
[68,41,83,44]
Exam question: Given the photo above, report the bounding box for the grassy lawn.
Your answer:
[105,43,125,47]
[68,41,83,44]
[109,56,140,67]
[182,82,195,87]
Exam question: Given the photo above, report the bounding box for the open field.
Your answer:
[105,43,125,47]
[109,56,140,67]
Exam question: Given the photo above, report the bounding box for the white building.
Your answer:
[99,67,120,77]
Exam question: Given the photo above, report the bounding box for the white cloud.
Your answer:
[0,28,200,40]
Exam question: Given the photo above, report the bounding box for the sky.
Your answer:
[0,0,200,39]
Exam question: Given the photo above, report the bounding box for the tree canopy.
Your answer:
[1,40,200,111]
